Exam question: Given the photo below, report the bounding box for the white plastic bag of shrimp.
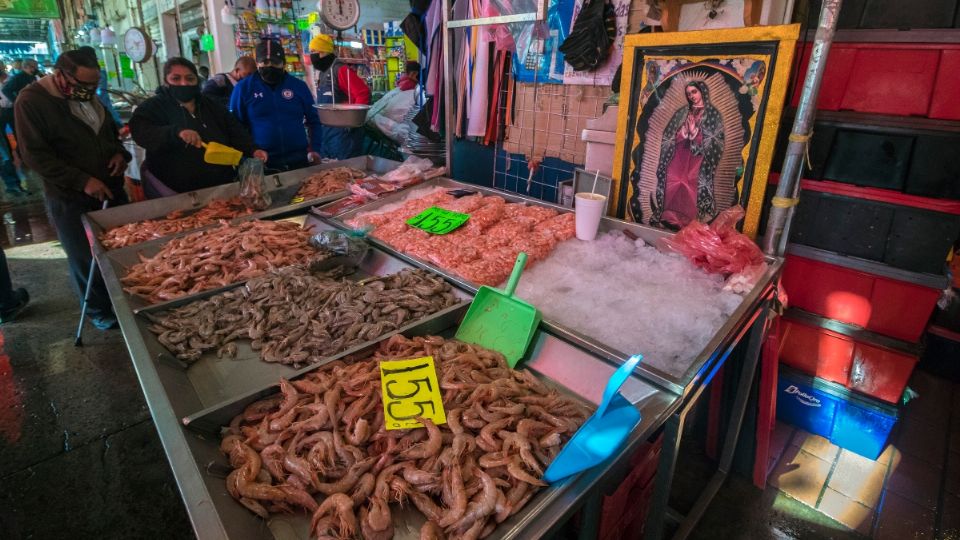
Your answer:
[238,157,272,210]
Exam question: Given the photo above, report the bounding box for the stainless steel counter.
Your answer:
[97,178,779,540]
[84,156,400,254]
[325,178,783,395]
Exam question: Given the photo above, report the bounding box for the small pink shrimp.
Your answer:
[310,493,357,539]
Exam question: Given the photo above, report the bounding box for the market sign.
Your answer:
[119,54,135,78]
[200,33,215,52]
[379,356,446,430]
[0,0,60,19]
[406,206,470,235]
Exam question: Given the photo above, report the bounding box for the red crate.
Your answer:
[779,320,854,386]
[790,42,960,118]
[929,49,960,121]
[597,435,663,540]
[778,318,917,404]
[839,48,940,117]
[782,255,941,343]
[852,342,918,404]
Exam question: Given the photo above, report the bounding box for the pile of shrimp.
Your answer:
[220,335,589,539]
[145,267,459,365]
[345,191,576,286]
[99,197,256,250]
[295,167,367,201]
[121,220,320,303]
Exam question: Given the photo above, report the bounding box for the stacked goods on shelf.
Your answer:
[772,34,960,459]
[234,1,305,78]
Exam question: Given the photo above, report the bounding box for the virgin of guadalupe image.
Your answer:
[653,81,724,228]
[628,69,748,229]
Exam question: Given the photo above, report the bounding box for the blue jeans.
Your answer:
[44,189,128,316]
[0,129,20,191]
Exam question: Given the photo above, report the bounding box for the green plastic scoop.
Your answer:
[201,141,243,166]
[455,252,541,368]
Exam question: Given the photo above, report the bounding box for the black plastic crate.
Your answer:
[905,134,960,200]
[790,190,960,274]
[791,191,893,260]
[823,130,914,191]
[885,208,960,274]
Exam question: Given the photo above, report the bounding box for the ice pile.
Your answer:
[515,231,745,378]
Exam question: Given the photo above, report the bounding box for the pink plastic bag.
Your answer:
[659,206,765,276]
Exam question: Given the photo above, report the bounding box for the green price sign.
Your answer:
[406,206,470,235]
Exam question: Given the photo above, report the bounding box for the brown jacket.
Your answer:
[14,77,129,198]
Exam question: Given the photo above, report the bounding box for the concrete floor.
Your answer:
[0,219,950,539]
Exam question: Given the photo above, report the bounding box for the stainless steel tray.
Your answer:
[101,213,352,312]
[151,312,672,540]
[326,178,783,395]
[83,156,400,253]
[129,252,471,420]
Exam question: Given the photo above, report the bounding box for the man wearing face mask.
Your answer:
[230,39,322,171]
[308,34,371,160]
[14,49,130,330]
[130,57,265,197]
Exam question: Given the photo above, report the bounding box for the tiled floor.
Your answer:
[766,370,960,539]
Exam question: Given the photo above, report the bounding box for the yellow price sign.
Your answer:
[290,196,306,204]
[379,356,446,430]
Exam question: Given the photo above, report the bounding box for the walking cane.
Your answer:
[75,199,109,346]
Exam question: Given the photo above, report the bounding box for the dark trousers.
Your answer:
[44,189,128,316]
[0,246,14,306]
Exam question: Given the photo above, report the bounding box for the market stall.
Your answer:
[91,162,781,538]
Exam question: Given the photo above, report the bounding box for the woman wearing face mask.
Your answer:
[308,34,371,160]
[230,39,323,172]
[129,57,266,197]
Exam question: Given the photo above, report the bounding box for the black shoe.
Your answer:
[0,288,29,324]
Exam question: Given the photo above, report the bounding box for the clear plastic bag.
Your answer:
[307,229,371,272]
[659,206,765,277]
[238,158,271,210]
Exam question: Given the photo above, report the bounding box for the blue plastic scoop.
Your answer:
[543,354,643,483]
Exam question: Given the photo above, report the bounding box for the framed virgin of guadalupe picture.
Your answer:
[611,24,800,238]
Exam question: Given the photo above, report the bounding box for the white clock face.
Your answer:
[123,27,152,63]
[320,0,360,30]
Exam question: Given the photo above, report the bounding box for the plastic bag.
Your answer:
[238,158,271,210]
[379,155,435,185]
[307,229,370,272]
[659,206,765,276]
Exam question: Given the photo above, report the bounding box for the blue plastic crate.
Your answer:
[777,366,898,460]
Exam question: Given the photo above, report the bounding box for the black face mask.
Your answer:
[167,84,200,103]
[259,66,284,85]
[310,53,335,72]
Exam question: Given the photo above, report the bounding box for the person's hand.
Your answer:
[107,153,126,177]
[253,149,268,162]
[178,129,203,148]
[307,151,322,164]
[84,177,114,201]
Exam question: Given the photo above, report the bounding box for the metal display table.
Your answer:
[95,179,781,540]
[85,156,399,254]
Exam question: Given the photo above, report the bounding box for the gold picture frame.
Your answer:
[611,24,800,238]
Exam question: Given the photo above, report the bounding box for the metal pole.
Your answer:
[442,0,454,171]
[761,0,843,256]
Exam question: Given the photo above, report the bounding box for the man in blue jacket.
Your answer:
[230,39,321,171]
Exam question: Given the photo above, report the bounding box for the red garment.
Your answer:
[396,74,417,91]
[336,65,371,105]
[662,109,706,228]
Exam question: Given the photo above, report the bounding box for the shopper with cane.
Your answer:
[14,49,129,330]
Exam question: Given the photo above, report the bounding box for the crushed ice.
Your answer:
[515,231,745,378]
